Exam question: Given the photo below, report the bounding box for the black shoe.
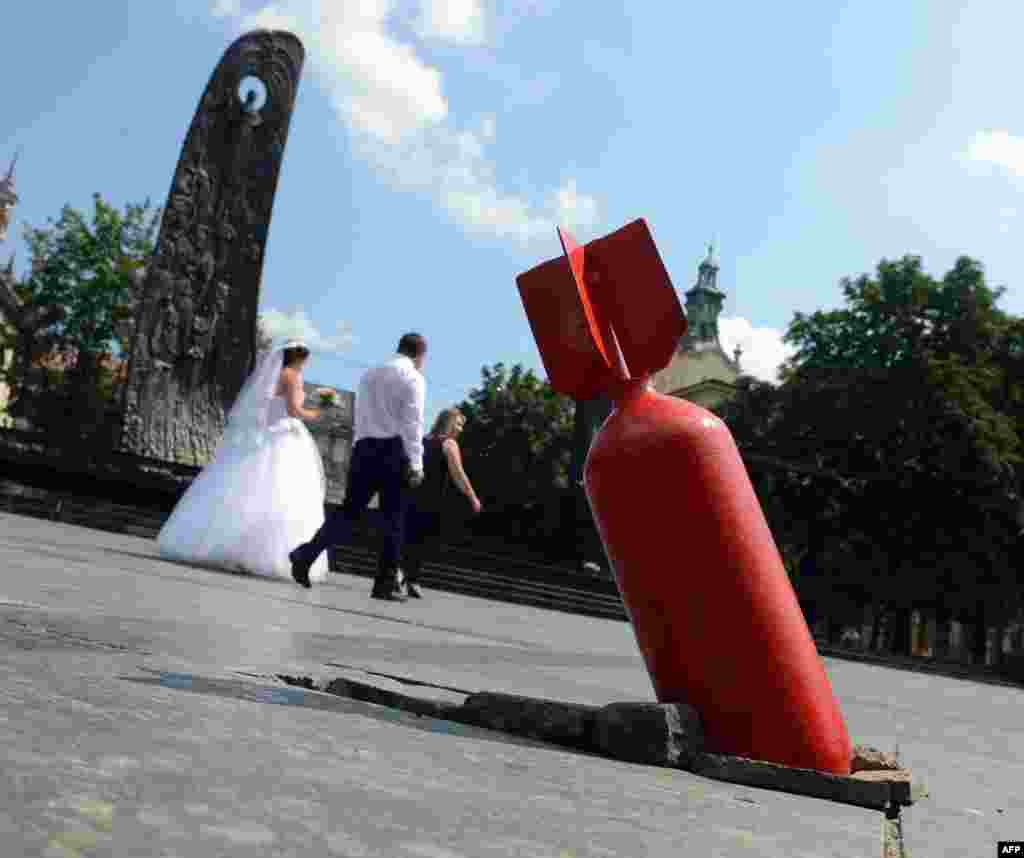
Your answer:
[405,582,423,599]
[289,548,312,589]
[371,570,407,602]
[371,589,407,602]
[370,583,407,602]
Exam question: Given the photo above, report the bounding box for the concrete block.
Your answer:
[594,701,703,768]
[455,692,598,748]
[692,751,892,811]
[851,744,900,773]
[850,769,925,806]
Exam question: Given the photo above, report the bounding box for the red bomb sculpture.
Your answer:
[516,219,852,775]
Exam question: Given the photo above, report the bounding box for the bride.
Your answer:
[157,339,330,583]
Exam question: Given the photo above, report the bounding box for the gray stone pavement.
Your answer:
[0,513,1018,856]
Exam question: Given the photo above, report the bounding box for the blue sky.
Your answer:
[4,0,1023,424]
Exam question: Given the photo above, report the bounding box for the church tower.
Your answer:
[682,242,727,348]
[651,240,742,408]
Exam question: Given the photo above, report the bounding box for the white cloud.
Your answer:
[415,0,486,46]
[479,114,496,143]
[354,125,598,241]
[718,316,796,384]
[964,130,1024,178]
[553,178,599,231]
[214,0,599,243]
[258,307,356,353]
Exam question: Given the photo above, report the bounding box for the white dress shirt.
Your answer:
[354,354,426,471]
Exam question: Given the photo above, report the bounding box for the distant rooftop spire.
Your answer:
[690,236,722,297]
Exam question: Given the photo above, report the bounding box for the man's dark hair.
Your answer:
[397,332,427,359]
[283,345,310,367]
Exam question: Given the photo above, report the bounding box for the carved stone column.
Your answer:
[120,31,305,465]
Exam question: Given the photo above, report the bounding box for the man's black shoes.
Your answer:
[371,569,407,602]
[289,548,312,589]
[370,588,407,602]
[370,582,407,602]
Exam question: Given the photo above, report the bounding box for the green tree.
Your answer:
[720,255,1023,656]
[20,193,159,362]
[4,194,159,447]
[715,376,876,642]
[456,362,574,551]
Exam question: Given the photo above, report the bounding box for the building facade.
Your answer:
[652,243,742,408]
[0,153,19,428]
[303,381,354,504]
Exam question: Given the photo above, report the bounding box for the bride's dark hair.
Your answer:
[282,345,311,367]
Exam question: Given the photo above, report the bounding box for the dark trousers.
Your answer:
[296,437,411,585]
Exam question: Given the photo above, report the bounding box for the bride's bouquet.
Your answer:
[316,387,340,408]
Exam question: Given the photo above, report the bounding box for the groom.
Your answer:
[289,332,427,601]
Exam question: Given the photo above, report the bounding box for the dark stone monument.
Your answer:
[120,31,305,466]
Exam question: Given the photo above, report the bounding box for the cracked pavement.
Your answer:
[0,513,1019,856]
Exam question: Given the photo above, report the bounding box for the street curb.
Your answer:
[458,692,598,750]
[692,752,891,811]
[277,672,925,815]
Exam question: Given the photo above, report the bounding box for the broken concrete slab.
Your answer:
[455,692,598,749]
[851,744,900,773]
[850,769,926,806]
[313,665,469,708]
[691,751,893,811]
[594,701,703,768]
[321,677,459,720]
[276,671,926,815]
[279,672,462,720]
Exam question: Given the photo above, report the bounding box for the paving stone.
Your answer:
[593,701,703,768]
[850,769,925,806]
[692,751,893,811]
[11,514,1004,856]
[851,743,900,773]
[455,692,598,748]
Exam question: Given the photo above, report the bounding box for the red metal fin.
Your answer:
[516,219,687,399]
[515,250,619,400]
[583,219,687,380]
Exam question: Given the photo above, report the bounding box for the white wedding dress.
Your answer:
[157,346,330,583]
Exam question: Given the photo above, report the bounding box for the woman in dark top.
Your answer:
[402,407,481,598]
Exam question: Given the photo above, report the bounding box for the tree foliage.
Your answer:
[717,255,1024,655]
[457,362,574,506]
[451,363,575,554]
[19,193,159,357]
[1,194,158,445]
